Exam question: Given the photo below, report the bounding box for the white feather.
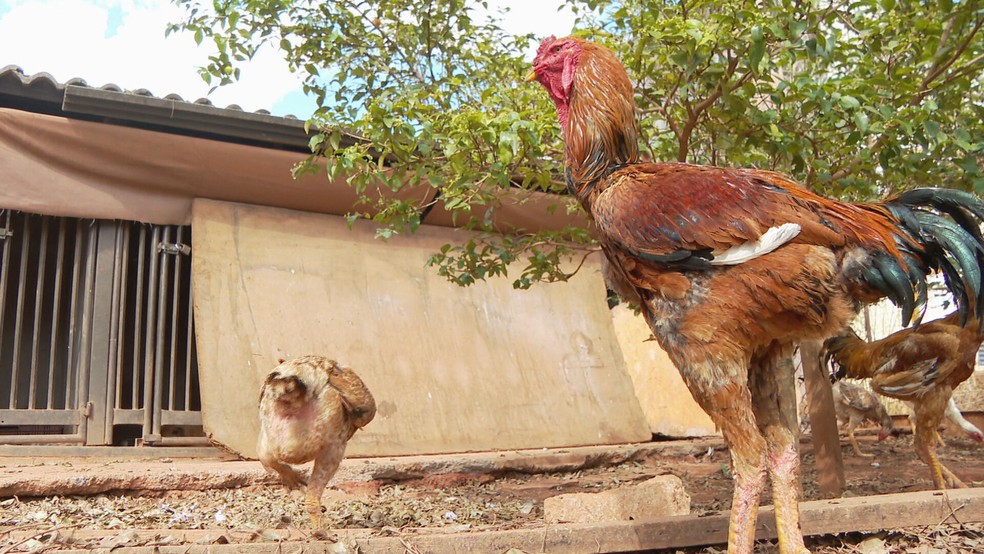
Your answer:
[946,397,983,437]
[709,223,802,266]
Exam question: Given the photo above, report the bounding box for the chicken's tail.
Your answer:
[879,188,984,325]
[821,328,871,381]
[261,373,308,404]
[324,362,377,432]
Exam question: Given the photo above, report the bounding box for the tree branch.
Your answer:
[676,52,746,161]
[829,15,983,183]
[917,15,983,104]
[338,0,428,85]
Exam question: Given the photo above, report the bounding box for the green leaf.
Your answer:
[839,95,860,110]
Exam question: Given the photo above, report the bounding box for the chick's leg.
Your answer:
[846,415,872,458]
[305,437,347,529]
[913,398,966,489]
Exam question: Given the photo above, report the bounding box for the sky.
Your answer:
[0,0,576,118]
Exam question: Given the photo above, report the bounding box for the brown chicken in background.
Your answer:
[823,312,984,489]
[257,356,376,528]
[528,36,984,554]
[830,380,896,457]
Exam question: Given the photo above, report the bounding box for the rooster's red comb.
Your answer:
[535,36,559,57]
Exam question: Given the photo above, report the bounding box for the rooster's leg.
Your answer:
[305,437,347,529]
[750,358,810,554]
[683,368,769,554]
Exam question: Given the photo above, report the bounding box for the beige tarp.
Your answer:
[192,199,651,458]
[0,108,581,234]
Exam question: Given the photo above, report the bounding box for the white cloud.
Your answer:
[488,0,576,45]
[0,0,572,116]
[0,0,304,114]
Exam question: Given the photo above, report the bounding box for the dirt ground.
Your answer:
[1,431,983,553]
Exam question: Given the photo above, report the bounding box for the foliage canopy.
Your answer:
[168,0,984,288]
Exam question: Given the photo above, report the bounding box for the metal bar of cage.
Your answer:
[141,226,161,443]
[46,218,67,409]
[9,216,30,409]
[65,219,86,412]
[183,226,194,412]
[27,217,49,409]
[0,211,10,410]
[150,227,171,442]
[131,225,146,411]
[168,227,179,412]
[113,224,131,415]
[73,219,99,444]
[1,212,202,448]
[100,223,124,445]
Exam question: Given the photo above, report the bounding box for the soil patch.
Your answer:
[1,433,982,552]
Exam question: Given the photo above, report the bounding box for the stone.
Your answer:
[543,474,690,524]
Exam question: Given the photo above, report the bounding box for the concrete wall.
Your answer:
[192,199,652,458]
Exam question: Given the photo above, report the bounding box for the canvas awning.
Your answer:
[0,107,582,236]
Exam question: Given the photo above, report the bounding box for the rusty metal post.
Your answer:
[801,339,845,497]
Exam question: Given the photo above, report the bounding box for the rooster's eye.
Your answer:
[552,45,562,53]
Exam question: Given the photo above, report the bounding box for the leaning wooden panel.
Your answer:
[191,199,650,458]
[610,304,718,437]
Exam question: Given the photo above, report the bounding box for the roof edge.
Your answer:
[62,85,313,151]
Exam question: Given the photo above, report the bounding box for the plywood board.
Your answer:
[191,199,650,458]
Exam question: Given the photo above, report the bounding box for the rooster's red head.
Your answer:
[527,36,640,200]
[526,36,584,109]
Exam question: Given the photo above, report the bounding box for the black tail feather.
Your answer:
[896,188,984,223]
[886,188,984,325]
[873,254,917,324]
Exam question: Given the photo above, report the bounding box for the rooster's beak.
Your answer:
[524,69,537,82]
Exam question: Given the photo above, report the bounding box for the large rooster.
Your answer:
[823,312,984,489]
[528,36,984,554]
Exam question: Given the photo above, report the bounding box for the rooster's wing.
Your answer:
[592,163,891,269]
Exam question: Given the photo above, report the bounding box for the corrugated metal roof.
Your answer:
[0,64,319,152]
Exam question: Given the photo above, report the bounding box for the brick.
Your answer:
[544,474,691,524]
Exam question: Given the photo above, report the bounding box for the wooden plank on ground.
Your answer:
[801,339,846,497]
[20,488,984,554]
[364,488,984,553]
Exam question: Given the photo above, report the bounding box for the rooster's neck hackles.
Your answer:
[562,41,640,205]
